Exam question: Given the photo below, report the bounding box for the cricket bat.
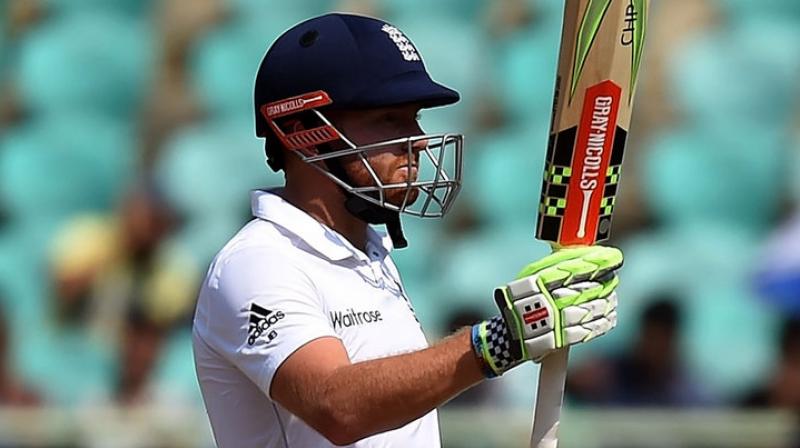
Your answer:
[531,1,649,447]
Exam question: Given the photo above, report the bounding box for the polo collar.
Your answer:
[250,189,393,261]
[366,225,394,258]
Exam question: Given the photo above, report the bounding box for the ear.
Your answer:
[287,119,320,158]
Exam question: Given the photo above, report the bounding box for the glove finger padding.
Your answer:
[561,289,617,346]
[473,246,622,377]
[516,246,623,290]
[497,247,621,360]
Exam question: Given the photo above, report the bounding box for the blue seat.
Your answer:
[721,0,800,20]
[0,229,84,402]
[642,126,785,231]
[490,12,563,128]
[0,116,135,224]
[668,20,800,132]
[461,123,549,228]
[0,229,48,338]
[23,325,116,405]
[155,118,283,221]
[16,12,153,117]
[190,23,281,120]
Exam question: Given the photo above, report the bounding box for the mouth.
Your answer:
[396,166,419,180]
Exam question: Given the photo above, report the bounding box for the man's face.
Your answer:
[325,104,426,206]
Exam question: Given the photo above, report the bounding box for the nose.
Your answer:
[411,137,428,154]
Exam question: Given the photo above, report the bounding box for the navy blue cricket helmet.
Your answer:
[253,13,460,137]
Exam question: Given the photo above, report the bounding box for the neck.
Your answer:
[281,179,369,252]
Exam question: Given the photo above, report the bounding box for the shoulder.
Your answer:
[194,219,326,343]
[203,219,318,301]
[218,219,306,268]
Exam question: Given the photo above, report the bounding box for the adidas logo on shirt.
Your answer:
[247,303,285,346]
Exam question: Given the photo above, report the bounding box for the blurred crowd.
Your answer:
[0,0,799,433]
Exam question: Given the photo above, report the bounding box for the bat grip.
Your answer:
[529,347,569,448]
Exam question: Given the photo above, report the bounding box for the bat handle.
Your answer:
[529,347,569,448]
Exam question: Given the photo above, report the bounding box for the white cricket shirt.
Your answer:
[193,189,440,447]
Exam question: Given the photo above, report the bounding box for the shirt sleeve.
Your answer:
[198,246,340,400]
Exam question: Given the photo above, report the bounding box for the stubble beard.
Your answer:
[345,157,421,208]
[384,167,420,206]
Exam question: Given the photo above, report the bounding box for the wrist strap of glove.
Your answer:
[471,316,522,378]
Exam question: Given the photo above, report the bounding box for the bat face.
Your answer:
[537,0,648,246]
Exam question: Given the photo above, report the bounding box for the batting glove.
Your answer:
[471,246,622,378]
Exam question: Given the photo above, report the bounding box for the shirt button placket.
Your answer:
[371,262,384,289]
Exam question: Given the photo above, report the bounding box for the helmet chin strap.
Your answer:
[343,195,408,249]
[322,150,409,249]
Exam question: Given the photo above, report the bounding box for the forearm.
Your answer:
[319,328,484,443]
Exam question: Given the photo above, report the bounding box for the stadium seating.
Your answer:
[0,116,135,227]
[0,0,797,423]
[16,11,153,117]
